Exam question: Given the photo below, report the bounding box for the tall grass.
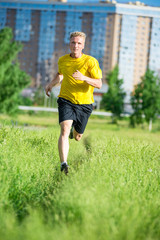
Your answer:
[0,115,160,240]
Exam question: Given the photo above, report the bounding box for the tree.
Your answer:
[0,27,30,114]
[130,82,144,127]
[130,69,160,131]
[142,69,160,131]
[101,65,126,123]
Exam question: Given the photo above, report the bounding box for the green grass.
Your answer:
[0,113,160,240]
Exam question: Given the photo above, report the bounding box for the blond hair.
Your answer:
[70,31,86,40]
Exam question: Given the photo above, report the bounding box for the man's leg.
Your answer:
[71,103,92,142]
[73,129,83,141]
[58,120,73,163]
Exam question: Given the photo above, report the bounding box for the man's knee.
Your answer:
[61,125,69,134]
[60,121,72,136]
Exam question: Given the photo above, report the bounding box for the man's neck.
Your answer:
[70,53,83,58]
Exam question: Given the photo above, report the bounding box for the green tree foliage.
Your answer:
[130,69,160,130]
[0,27,30,114]
[130,83,144,127]
[102,65,126,123]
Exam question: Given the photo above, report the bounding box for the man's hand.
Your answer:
[72,70,84,81]
[45,73,63,97]
[72,69,102,89]
[45,83,52,97]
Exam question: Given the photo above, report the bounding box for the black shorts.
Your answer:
[57,97,93,134]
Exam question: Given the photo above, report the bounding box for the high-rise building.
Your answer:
[0,0,160,103]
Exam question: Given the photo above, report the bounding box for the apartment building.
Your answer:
[0,0,160,103]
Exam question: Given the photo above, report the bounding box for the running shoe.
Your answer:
[61,162,69,175]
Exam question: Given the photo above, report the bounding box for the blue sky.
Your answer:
[20,0,160,7]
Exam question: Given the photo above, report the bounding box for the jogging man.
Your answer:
[45,31,102,174]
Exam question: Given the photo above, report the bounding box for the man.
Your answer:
[45,31,102,175]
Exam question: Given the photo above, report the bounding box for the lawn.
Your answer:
[0,112,160,240]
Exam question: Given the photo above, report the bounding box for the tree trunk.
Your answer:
[111,114,117,124]
[149,118,152,131]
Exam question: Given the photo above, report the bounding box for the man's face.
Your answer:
[69,36,85,56]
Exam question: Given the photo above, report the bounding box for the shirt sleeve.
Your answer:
[88,57,102,79]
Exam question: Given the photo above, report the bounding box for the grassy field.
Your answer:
[0,112,160,240]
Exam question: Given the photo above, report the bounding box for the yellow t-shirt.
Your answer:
[58,54,102,104]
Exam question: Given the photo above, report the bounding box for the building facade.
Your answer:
[0,0,160,103]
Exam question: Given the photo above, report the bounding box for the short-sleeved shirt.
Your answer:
[58,54,102,104]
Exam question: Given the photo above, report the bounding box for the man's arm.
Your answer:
[72,70,102,89]
[45,73,63,96]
